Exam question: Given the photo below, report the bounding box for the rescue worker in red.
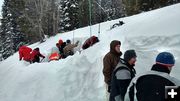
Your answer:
[82,36,99,50]
[31,48,45,63]
[19,45,32,62]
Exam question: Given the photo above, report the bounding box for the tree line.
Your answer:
[0,0,180,60]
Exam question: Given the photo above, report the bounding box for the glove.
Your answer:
[75,41,79,45]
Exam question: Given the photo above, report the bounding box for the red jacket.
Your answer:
[82,36,99,49]
[30,50,45,61]
[19,46,32,61]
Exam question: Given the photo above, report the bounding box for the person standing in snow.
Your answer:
[125,52,180,101]
[63,39,79,58]
[31,48,45,63]
[103,40,122,95]
[109,50,137,101]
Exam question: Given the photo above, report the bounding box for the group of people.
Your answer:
[49,36,99,61]
[18,36,100,63]
[19,46,45,63]
[49,39,79,61]
[103,40,180,101]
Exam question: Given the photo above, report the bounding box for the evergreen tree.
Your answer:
[0,0,26,59]
[59,0,79,32]
[0,0,15,59]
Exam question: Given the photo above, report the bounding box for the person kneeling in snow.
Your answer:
[82,36,99,50]
[49,43,61,61]
[63,39,79,58]
[125,52,180,101]
[110,50,137,101]
[19,45,32,62]
[31,48,45,63]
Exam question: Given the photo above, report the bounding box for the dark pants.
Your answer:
[32,55,40,63]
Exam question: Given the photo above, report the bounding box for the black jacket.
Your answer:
[126,64,180,101]
[110,59,136,101]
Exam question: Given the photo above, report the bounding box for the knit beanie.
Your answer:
[156,52,175,66]
[124,50,137,62]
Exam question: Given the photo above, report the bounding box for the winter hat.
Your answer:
[66,39,71,44]
[58,39,63,45]
[124,50,137,62]
[110,40,121,56]
[110,40,121,51]
[156,52,175,66]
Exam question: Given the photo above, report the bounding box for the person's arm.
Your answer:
[39,52,45,58]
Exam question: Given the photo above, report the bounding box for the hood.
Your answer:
[110,40,122,56]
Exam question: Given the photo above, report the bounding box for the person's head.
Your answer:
[34,48,39,51]
[66,39,71,44]
[92,36,99,42]
[58,39,63,45]
[110,40,121,54]
[156,52,175,72]
[124,50,137,65]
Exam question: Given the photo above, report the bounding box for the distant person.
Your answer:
[110,50,137,101]
[18,45,32,62]
[125,52,180,101]
[63,39,79,58]
[31,48,45,63]
[103,40,122,99]
[110,21,125,30]
[82,36,99,50]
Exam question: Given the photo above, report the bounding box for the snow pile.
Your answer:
[0,3,180,101]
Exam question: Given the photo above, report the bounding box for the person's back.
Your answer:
[19,46,32,61]
[135,73,175,101]
[59,42,66,54]
[82,38,91,50]
[63,40,79,56]
[82,36,99,50]
[126,52,180,101]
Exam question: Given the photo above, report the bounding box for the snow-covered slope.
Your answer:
[0,4,180,101]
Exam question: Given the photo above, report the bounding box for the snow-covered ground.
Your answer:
[0,3,180,101]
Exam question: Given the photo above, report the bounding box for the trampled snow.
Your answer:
[0,3,180,101]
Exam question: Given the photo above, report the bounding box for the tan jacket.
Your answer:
[63,41,79,56]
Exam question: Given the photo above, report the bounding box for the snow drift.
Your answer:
[0,3,180,101]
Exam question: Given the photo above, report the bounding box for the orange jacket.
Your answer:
[49,52,61,61]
